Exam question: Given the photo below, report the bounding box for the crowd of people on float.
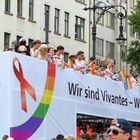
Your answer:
[3,38,140,86]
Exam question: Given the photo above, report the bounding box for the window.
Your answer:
[4,32,10,48]
[28,39,34,48]
[16,35,22,45]
[75,0,85,4]
[75,16,85,41]
[130,0,135,8]
[121,46,126,59]
[96,38,104,56]
[122,18,127,32]
[64,52,69,62]
[17,0,23,16]
[29,0,34,20]
[5,0,10,13]
[106,41,114,59]
[106,12,115,29]
[64,12,69,36]
[54,8,60,33]
[122,0,127,3]
[44,5,50,30]
[96,9,104,25]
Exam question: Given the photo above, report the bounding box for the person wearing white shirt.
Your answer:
[53,45,65,68]
[30,40,41,58]
[75,51,86,74]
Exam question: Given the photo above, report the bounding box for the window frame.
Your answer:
[130,0,135,8]
[4,32,10,49]
[16,35,22,45]
[64,52,69,62]
[17,0,23,17]
[28,38,34,48]
[106,12,115,29]
[54,8,60,33]
[75,0,85,4]
[96,38,104,56]
[5,0,11,13]
[29,0,34,20]
[96,9,104,25]
[106,41,115,59]
[64,12,70,37]
[44,5,50,30]
[122,0,127,3]
[75,16,85,41]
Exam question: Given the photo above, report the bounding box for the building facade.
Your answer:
[1,0,45,49]
[89,0,138,72]
[0,0,138,71]
[0,0,90,60]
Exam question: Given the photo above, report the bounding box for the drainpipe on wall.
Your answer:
[88,0,92,58]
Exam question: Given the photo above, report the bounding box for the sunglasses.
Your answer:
[107,128,126,135]
[18,51,28,54]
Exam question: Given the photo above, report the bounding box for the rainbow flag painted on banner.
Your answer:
[86,62,94,74]
[118,70,127,81]
[10,61,56,139]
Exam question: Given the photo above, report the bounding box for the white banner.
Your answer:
[0,52,140,140]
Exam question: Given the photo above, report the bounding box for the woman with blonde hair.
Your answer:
[38,44,49,60]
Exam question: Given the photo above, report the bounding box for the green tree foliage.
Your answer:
[128,0,140,33]
[125,41,140,73]
[125,0,140,73]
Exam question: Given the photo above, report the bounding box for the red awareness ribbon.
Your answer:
[13,57,36,112]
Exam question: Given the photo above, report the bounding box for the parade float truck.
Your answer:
[0,52,140,140]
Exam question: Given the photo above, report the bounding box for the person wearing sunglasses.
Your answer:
[107,118,132,140]
[132,126,140,140]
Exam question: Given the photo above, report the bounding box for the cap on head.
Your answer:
[40,44,48,49]
[19,38,26,46]
[112,119,132,134]
[19,38,26,43]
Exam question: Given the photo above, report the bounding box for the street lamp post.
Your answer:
[116,13,127,45]
[84,0,127,59]
[92,0,96,59]
[116,12,127,70]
